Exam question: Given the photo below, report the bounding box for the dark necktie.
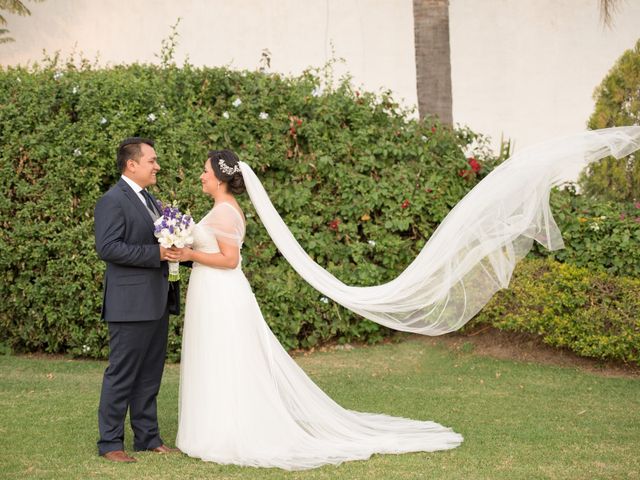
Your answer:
[141,189,159,215]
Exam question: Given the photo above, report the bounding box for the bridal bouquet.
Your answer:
[154,201,195,281]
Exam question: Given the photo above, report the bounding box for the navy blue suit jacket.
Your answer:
[94,178,179,321]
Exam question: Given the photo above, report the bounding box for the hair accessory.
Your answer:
[218,158,241,176]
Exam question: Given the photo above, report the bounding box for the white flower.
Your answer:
[259,112,269,120]
[82,345,90,353]
[232,98,242,108]
[53,71,64,80]
[368,240,376,247]
[421,135,428,142]
[99,117,108,125]
[589,223,600,232]
[73,148,82,157]
[147,113,157,122]
[16,77,21,83]
[72,86,79,94]
[222,111,230,119]
[599,216,607,220]
[311,86,323,97]
[320,296,329,304]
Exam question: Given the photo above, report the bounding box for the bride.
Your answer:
[171,150,462,470]
[170,127,640,470]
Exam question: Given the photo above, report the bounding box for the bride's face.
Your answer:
[200,159,218,196]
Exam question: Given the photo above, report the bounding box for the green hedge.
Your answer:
[531,187,640,277]
[0,56,499,359]
[468,257,640,365]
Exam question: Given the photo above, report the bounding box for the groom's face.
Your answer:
[127,143,160,188]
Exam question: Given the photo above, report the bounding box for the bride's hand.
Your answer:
[170,246,193,262]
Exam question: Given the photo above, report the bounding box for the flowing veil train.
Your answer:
[239,127,640,335]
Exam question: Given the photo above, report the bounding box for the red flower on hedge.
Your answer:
[401,199,410,209]
[328,219,340,231]
[635,202,640,209]
[468,157,481,173]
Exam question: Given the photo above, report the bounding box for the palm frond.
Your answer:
[0,27,14,43]
[0,0,32,16]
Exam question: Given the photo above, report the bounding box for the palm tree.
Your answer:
[0,0,43,44]
[412,0,452,124]
[412,0,621,123]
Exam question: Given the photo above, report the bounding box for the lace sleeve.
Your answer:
[202,203,245,247]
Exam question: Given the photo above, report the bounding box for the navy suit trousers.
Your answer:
[97,309,169,455]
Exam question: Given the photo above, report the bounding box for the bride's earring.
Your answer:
[216,181,221,191]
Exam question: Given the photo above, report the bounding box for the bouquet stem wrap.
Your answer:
[168,261,180,282]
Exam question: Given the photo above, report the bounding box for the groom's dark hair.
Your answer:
[117,137,155,173]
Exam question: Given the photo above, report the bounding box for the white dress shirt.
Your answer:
[121,175,148,208]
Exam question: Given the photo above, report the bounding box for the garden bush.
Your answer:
[468,257,640,365]
[530,187,640,277]
[0,54,498,359]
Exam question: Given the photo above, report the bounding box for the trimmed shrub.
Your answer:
[0,56,497,359]
[530,187,640,277]
[468,257,640,365]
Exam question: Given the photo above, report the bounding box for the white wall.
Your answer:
[449,0,640,179]
[2,0,639,180]
[0,0,418,105]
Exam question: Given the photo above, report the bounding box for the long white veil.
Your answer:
[239,127,640,336]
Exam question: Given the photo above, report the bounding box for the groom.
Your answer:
[94,137,180,462]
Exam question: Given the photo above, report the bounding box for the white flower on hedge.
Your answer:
[73,148,82,157]
[72,86,79,94]
[147,113,157,122]
[99,117,108,125]
[320,296,329,304]
[222,111,230,119]
[589,223,600,231]
[16,77,22,83]
[599,216,607,220]
[232,98,242,108]
[421,135,428,142]
[311,86,323,97]
[259,112,269,120]
[368,240,376,247]
[82,345,90,353]
[53,71,63,80]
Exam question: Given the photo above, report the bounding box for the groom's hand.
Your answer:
[160,246,178,262]
[170,246,193,262]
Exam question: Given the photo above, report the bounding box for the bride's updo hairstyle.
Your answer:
[208,149,246,195]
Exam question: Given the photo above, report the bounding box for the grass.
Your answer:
[1,337,639,479]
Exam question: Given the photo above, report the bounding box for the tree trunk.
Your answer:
[412,0,452,124]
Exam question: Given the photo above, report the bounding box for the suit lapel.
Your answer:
[117,179,156,231]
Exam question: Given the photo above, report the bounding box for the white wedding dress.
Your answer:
[176,202,463,470]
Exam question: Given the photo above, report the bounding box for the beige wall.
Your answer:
[0,0,418,105]
[450,0,640,180]
[2,0,639,180]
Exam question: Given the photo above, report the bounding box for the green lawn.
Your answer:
[1,337,638,479]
